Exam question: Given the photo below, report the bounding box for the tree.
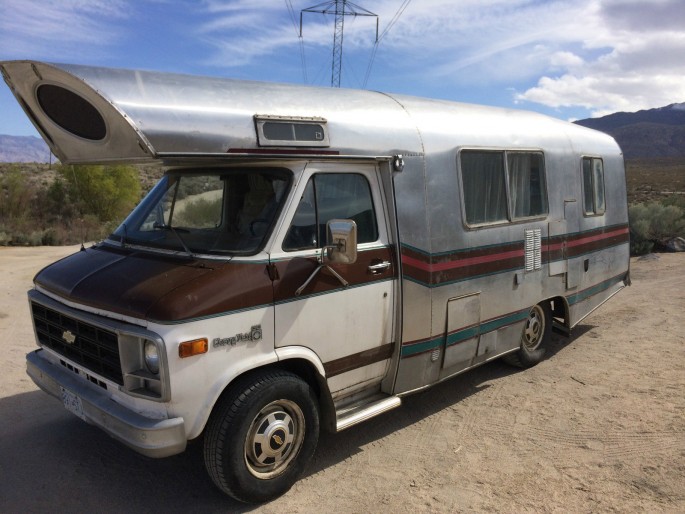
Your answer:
[58,164,141,222]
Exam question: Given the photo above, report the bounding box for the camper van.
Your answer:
[2,61,630,503]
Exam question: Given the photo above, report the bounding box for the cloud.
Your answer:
[515,0,685,116]
[0,0,130,57]
[191,0,685,114]
[2,0,682,119]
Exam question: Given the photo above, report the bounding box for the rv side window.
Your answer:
[283,173,378,251]
[460,151,508,225]
[507,152,548,219]
[582,157,606,215]
[460,150,549,226]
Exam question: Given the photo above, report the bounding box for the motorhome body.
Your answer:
[2,61,630,502]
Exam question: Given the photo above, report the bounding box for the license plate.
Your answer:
[60,387,86,421]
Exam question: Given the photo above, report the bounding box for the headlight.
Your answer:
[144,340,160,375]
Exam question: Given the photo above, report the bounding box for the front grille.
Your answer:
[31,302,123,385]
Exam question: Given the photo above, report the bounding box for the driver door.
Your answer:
[270,163,397,399]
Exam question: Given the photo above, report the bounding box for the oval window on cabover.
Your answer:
[36,84,107,141]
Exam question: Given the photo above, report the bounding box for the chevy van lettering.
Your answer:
[7,60,629,505]
[213,325,263,348]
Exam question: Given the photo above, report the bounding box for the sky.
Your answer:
[1,0,684,137]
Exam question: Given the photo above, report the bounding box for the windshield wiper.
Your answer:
[153,222,195,258]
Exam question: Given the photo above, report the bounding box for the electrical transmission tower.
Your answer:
[300,1,378,88]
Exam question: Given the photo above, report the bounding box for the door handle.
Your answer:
[368,260,391,274]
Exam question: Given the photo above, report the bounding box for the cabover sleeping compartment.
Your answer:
[2,60,630,503]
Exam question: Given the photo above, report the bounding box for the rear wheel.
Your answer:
[203,370,319,503]
[503,302,552,368]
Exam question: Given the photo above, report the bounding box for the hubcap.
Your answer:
[245,399,305,479]
[522,305,545,351]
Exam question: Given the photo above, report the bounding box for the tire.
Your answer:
[503,302,552,368]
[203,370,320,503]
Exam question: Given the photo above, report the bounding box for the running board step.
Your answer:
[335,395,402,432]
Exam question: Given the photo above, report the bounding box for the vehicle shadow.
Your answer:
[0,325,590,512]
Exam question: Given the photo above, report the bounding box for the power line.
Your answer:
[300,1,378,88]
[285,0,308,83]
[363,0,412,88]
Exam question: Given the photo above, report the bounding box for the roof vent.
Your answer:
[255,115,329,147]
[37,84,106,141]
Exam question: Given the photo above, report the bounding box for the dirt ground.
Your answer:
[0,245,683,513]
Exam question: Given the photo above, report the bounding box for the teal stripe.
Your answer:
[446,325,479,345]
[479,309,529,334]
[402,307,530,358]
[567,273,624,306]
[401,336,443,357]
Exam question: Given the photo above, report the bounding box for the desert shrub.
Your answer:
[662,194,685,210]
[0,163,147,246]
[174,197,223,227]
[58,164,141,222]
[629,200,685,255]
[0,168,35,221]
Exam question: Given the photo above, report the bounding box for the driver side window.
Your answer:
[283,173,378,251]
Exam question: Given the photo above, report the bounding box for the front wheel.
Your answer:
[203,370,320,503]
[503,302,552,368]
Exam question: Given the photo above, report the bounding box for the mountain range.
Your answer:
[0,135,53,163]
[574,103,685,158]
[1,103,684,162]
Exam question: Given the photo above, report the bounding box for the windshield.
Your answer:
[110,168,291,256]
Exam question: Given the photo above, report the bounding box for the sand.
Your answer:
[0,246,683,512]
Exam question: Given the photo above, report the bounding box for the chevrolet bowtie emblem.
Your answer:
[62,330,76,344]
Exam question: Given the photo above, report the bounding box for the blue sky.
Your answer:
[2,0,684,137]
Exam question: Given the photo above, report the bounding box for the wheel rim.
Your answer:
[244,399,305,479]
[522,305,545,351]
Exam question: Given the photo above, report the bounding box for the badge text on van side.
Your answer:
[213,325,262,348]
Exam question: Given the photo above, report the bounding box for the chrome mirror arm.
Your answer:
[295,246,349,296]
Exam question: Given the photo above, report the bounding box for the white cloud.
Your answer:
[512,0,685,115]
[191,0,685,114]
[2,0,683,118]
[0,0,129,57]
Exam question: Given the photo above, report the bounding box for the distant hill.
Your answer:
[0,135,53,163]
[574,103,685,158]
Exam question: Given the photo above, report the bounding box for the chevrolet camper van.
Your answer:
[2,61,630,503]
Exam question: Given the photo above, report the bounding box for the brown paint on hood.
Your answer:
[34,245,273,323]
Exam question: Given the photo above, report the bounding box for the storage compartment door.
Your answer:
[442,293,481,370]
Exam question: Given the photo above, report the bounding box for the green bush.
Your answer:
[629,200,685,255]
[0,167,35,221]
[58,164,141,222]
[0,164,142,246]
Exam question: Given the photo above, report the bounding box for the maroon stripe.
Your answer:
[272,247,396,301]
[323,342,395,377]
[227,148,340,155]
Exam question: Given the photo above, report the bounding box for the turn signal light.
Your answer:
[179,338,208,358]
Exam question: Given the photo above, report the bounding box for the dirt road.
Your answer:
[0,246,683,513]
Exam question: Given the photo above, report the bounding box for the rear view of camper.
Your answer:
[2,60,630,503]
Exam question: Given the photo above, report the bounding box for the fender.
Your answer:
[185,350,281,440]
[275,345,326,376]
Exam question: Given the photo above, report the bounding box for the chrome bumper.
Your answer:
[26,350,186,458]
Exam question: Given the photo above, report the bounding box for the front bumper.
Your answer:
[27,350,186,458]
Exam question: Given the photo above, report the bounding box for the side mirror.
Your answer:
[326,219,357,264]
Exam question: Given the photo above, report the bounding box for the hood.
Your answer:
[35,245,273,323]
